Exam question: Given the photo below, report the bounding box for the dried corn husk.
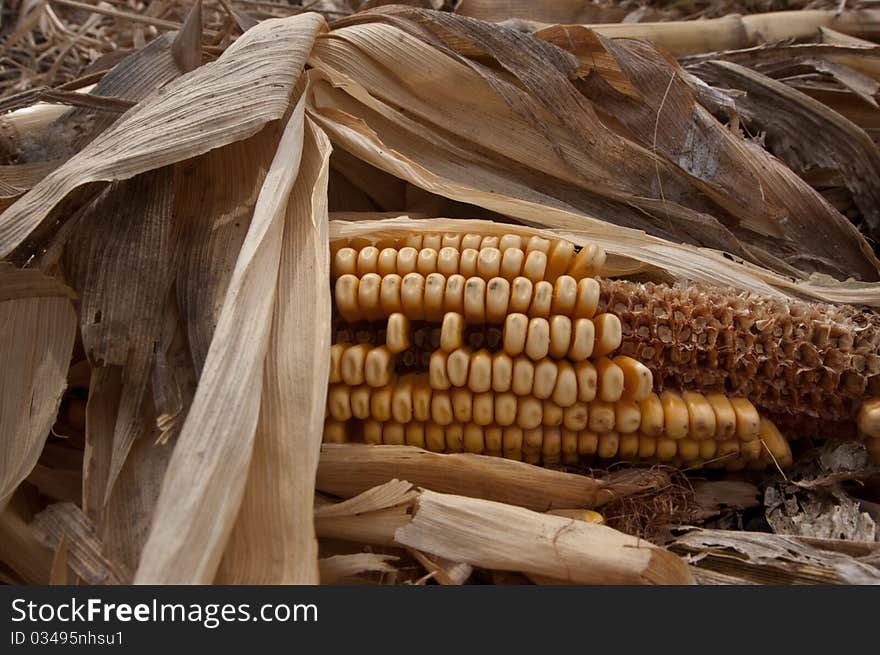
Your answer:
[217,113,332,584]
[315,481,691,584]
[672,528,880,585]
[0,267,76,510]
[396,489,694,584]
[315,479,416,547]
[317,444,616,511]
[0,13,327,262]
[307,9,880,285]
[135,92,318,583]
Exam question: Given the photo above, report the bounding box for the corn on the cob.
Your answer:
[324,231,880,470]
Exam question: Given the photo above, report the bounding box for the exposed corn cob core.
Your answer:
[597,278,880,443]
[325,232,803,470]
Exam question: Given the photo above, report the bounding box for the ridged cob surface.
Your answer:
[324,231,880,470]
[598,279,880,437]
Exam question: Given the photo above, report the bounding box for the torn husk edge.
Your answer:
[395,489,693,585]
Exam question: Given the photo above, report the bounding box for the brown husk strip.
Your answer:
[317,444,618,511]
[31,501,131,584]
[308,9,880,281]
[671,528,880,585]
[691,59,880,242]
[83,362,179,574]
[319,553,399,584]
[0,161,61,213]
[172,125,283,375]
[541,28,878,279]
[314,479,415,547]
[63,167,176,501]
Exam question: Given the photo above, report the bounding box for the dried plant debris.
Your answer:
[671,527,880,584]
[4,2,880,586]
[764,441,879,542]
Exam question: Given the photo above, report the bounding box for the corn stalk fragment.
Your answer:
[395,489,693,584]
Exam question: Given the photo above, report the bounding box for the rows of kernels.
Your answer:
[327,376,768,442]
[332,233,606,283]
[325,233,798,470]
[335,273,602,324]
[323,415,784,471]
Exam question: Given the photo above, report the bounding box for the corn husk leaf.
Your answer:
[135,80,325,582]
[0,267,76,509]
[539,27,877,278]
[0,161,60,213]
[217,112,332,584]
[0,13,327,263]
[820,27,880,83]
[173,126,282,374]
[83,363,179,574]
[315,479,416,547]
[63,166,176,501]
[691,59,880,243]
[307,8,880,285]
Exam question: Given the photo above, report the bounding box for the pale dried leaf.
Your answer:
[136,92,314,584]
[314,479,417,519]
[314,479,416,547]
[0,268,76,509]
[218,111,333,584]
[395,490,694,584]
[0,13,327,262]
